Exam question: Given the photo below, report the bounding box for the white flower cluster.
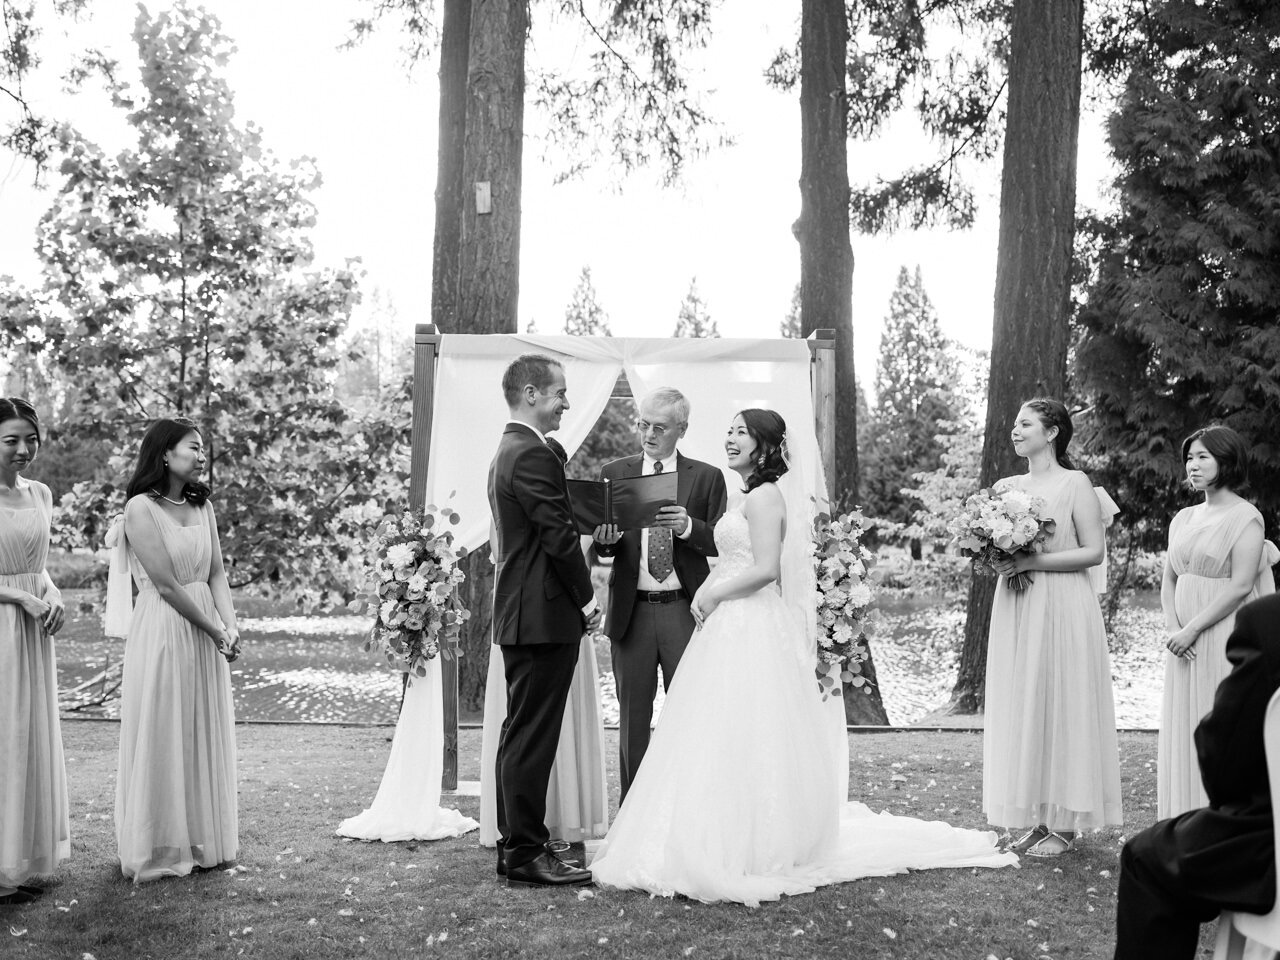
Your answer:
[352,506,470,678]
[813,510,881,695]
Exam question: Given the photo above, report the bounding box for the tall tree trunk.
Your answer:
[796,0,886,725]
[453,0,528,712]
[950,0,1084,713]
[431,0,471,336]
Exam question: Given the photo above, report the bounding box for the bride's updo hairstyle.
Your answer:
[737,408,789,492]
[126,417,212,506]
[1022,397,1076,470]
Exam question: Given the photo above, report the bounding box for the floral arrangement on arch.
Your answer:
[350,504,471,679]
[949,485,1056,591]
[813,508,882,699]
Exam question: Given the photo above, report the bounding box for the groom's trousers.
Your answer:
[497,642,580,870]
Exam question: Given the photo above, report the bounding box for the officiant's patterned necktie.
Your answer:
[647,461,675,581]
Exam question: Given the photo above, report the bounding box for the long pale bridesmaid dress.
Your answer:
[115,497,238,881]
[983,471,1124,834]
[1158,500,1277,819]
[0,480,70,889]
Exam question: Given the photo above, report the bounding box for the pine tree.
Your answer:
[564,266,612,337]
[780,282,802,338]
[561,266,633,479]
[861,267,959,543]
[673,278,719,338]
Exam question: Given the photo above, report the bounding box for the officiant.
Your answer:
[592,387,727,800]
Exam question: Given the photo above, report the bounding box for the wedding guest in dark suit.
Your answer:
[592,387,727,800]
[1114,591,1280,959]
[488,354,600,888]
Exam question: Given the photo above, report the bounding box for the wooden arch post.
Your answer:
[808,328,837,505]
[410,326,838,791]
[407,323,460,790]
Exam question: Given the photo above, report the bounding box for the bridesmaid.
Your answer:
[1158,424,1277,819]
[984,398,1123,858]
[0,399,69,905]
[114,417,241,882]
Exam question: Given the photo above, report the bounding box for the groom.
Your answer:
[488,354,599,888]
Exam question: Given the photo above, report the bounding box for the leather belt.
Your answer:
[638,589,688,604]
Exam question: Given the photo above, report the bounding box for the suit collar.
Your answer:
[505,420,546,443]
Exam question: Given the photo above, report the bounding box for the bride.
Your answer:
[589,408,1017,905]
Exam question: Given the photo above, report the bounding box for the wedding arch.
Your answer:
[408,323,839,788]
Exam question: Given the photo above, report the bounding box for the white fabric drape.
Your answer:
[424,335,623,552]
[335,657,478,842]
[363,334,850,846]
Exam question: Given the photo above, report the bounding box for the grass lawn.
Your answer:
[3,723,1224,960]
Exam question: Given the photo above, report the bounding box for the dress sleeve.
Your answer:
[1093,487,1120,528]
[104,513,132,639]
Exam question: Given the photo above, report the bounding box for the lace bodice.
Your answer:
[713,506,755,578]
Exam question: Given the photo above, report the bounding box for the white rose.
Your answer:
[386,542,416,569]
[848,582,874,607]
[988,517,1015,548]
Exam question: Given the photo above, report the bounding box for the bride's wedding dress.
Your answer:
[589,500,1017,906]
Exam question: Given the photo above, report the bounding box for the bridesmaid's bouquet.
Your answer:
[812,508,882,699]
[350,505,471,679]
[949,487,1056,591]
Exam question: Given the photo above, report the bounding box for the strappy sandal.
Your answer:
[1008,824,1049,854]
[1026,830,1074,858]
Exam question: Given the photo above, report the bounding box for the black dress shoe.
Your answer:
[505,850,592,888]
[496,849,506,878]
[0,889,39,906]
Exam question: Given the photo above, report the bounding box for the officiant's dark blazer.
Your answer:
[488,423,595,646]
[594,452,727,642]
[1114,592,1280,959]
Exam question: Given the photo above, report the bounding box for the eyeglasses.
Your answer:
[633,419,677,437]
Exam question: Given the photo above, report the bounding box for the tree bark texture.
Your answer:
[796,0,886,725]
[430,0,471,334]
[951,0,1083,713]
[456,0,527,336]
[452,0,528,711]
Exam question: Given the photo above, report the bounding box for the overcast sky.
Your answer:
[0,0,1119,390]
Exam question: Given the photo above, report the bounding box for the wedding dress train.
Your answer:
[589,503,1016,906]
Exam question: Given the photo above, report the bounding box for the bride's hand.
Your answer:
[690,587,719,628]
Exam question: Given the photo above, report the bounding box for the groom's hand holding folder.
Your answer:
[566,470,680,536]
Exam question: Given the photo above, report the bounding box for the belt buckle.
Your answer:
[646,591,665,604]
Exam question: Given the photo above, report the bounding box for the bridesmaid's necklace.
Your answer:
[153,489,186,506]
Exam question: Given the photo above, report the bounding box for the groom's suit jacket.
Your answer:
[594,451,726,642]
[488,423,595,646]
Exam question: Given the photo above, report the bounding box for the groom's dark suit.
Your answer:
[1114,592,1280,959]
[594,451,726,798]
[488,422,596,872]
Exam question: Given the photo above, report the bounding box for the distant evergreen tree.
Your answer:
[564,266,612,337]
[562,265,634,478]
[780,282,802,338]
[673,278,719,338]
[861,266,960,553]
